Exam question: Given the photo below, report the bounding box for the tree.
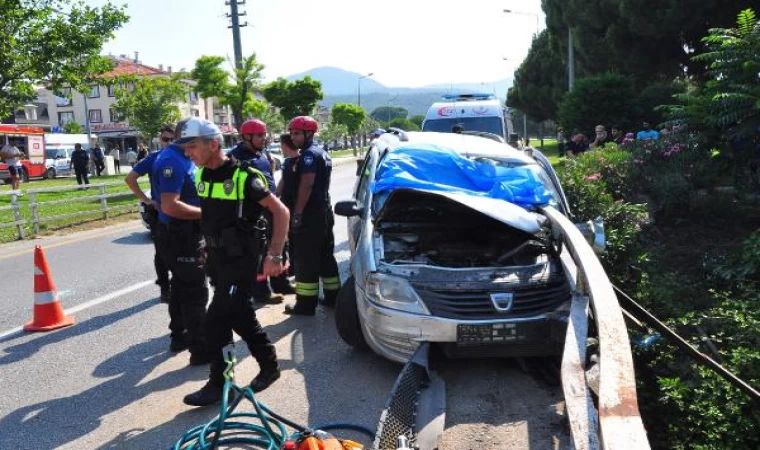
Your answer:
[388,118,420,131]
[190,54,266,126]
[0,1,129,119]
[507,30,566,122]
[331,103,366,149]
[263,76,324,121]
[558,72,639,134]
[370,106,408,123]
[409,115,425,129]
[112,77,188,139]
[320,122,348,147]
[63,121,83,134]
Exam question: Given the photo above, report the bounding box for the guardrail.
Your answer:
[541,206,650,450]
[0,182,143,240]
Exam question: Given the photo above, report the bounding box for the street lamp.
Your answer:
[357,72,373,108]
[387,94,398,123]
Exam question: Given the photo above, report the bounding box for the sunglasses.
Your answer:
[160,136,173,142]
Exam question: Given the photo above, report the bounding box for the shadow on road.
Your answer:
[0,297,160,360]
[0,335,208,450]
[112,232,152,246]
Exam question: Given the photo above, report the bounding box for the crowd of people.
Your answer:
[556,121,680,157]
[123,115,338,407]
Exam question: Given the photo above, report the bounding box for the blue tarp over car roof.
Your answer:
[370,144,554,210]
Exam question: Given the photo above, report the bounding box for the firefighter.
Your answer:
[229,119,295,301]
[284,116,341,316]
[152,122,209,364]
[175,117,288,406]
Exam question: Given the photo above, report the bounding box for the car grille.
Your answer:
[414,280,571,320]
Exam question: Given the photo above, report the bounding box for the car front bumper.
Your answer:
[356,284,570,363]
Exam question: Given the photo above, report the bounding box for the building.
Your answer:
[28,55,209,153]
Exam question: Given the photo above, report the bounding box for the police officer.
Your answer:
[152,122,209,364]
[176,117,288,406]
[229,119,294,300]
[70,143,90,186]
[284,116,341,316]
[124,124,174,305]
[276,134,300,278]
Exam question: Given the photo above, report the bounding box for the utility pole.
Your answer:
[226,0,247,126]
[568,28,575,90]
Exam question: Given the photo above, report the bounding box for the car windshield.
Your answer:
[45,149,58,159]
[267,144,281,154]
[422,117,504,137]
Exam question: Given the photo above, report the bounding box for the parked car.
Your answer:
[333,131,579,363]
[266,143,284,171]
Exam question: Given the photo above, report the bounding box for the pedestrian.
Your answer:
[137,144,148,162]
[92,143,105,176]
[565,132,590,157]
[590,124,610,149]
[111,145,121,174]
[277,133,300,278]
[127,148,138,167]
[124,124,175,306]
[283,116,341,315]
[557,127,566,156]
[177,117,288,406]
[152,125,209,364]
[0,142,23,190]
[229,120,294,301]
[70,143,90,186]
[611,126,625,145]
[636,122,660,141]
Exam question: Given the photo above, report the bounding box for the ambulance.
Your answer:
[421,93,513,140]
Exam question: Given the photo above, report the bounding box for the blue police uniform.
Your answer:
[133,150,170,296]
[228,143,276,192]
[152,144,209,361]
[286,141,340,315]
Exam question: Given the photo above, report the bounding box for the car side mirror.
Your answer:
[335,200,363,217]
[575,217,606,254]
[355,158,365,176]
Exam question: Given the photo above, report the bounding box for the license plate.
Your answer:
[457,323,520,346]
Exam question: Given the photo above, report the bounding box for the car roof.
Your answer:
[378,131,535,165]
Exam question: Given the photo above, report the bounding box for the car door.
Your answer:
[55,149,70,175]
[347,151,375,253]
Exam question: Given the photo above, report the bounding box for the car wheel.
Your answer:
[335,276,368,350]
[45,167,56,179]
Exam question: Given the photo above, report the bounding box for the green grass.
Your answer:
[328,148,362,158]
[0,175,148,243]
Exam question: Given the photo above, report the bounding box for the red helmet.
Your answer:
[288,116,319,133]
[240,119,267,135]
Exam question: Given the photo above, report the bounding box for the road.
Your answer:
[0,161,568,450]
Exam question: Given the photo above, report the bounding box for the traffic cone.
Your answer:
[24,245,75,332]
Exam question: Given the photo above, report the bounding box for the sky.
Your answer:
[91,0,546,88]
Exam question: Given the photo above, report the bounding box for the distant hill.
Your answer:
[285,66,512,117]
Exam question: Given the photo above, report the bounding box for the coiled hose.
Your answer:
[173,353,375,449]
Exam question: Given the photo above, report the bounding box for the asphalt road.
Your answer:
[0,160,568,450]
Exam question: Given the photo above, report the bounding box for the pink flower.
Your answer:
[584,173,602,181]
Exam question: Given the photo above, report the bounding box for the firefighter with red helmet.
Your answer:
[229,119,294,301]
[283,116,341,315]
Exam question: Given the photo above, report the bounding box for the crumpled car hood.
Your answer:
[375,187,544,234]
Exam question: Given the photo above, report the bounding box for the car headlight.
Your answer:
[365,273,430,315]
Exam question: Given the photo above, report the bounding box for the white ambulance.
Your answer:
[421,93,513,141]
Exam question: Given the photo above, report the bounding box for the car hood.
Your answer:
[375,188,544,234]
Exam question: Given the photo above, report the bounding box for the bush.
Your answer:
[556,145,648,275]
[558,72,639,134]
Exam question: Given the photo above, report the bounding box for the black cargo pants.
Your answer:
[155,221,209,356]
[205,244,277,387]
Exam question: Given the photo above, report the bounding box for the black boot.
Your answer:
[283,304,316,316]
[270,274,296,295]
[250,365,281,393]
[183,381,224,406]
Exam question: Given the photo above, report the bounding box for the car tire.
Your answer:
[335,276,368,350]
[45,168,56,179]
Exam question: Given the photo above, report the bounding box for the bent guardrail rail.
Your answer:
[541,206,650,450]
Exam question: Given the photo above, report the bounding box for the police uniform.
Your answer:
[287,141,340,315]
[133,150,170,301]
[229,143,293,297]
[184,158,280,405]
[152,145,209,362]
[280,157,299,277]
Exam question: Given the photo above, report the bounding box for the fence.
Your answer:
[0,182,144,241]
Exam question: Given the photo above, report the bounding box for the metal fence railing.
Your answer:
[0,182,146,241]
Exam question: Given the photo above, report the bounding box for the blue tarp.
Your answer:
[370,144,554,210]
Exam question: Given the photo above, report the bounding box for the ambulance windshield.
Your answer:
[422,117,504,137]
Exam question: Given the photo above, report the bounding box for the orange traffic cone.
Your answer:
[24,245,75,332]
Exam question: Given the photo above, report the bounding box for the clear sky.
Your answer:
[91,0,545,88]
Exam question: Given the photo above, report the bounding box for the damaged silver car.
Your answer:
[334,131,589,363]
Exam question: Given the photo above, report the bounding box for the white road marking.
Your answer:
[0,279,154,340]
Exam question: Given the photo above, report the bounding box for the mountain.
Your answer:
[284,66,512,117]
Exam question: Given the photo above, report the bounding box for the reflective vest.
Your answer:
[195,165,269,218]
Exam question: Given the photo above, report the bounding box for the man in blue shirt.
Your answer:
[152,122,210,365]
[124,124,173,306]
[229,119,294,300]
[636,122,660,141]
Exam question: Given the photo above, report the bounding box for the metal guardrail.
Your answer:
[541,206,650,450]
[0,181,144,240]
